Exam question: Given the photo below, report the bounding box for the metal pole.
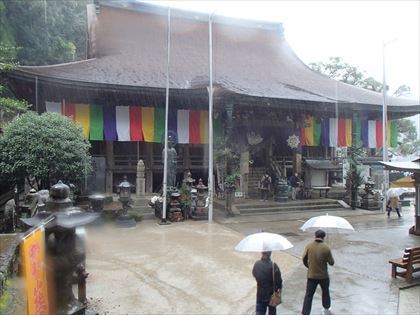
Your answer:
[161,8,171,224]
[35,76,39,113]
[208,13,214,223]
[382,40,395,212]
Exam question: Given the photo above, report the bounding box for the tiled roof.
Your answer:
[14,2,420,112]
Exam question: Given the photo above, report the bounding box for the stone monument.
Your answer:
[162,136,177,188]
[136,159,145,197]
[360,179,380,210]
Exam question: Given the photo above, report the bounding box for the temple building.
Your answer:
[5,1,420,195]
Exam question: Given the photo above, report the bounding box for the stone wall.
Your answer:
[0,234,21,313]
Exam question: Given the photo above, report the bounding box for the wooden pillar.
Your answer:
[105,141,113,193]
[145,142,153,193]
[183,145,190,170]
[266,135,273,168]
[410,173,420,235]
[226,103,234,142]
[240,149,250,198]
[293,152,302,175]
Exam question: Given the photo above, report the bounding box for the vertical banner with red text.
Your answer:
[21,226,50,315]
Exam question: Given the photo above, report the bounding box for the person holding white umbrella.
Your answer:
[301,230,335,315]
[235,232,292,315]
[387,190,402,218]
[252,251,283,315]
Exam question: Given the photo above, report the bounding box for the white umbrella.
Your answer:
[235,232,293,252]
[300,213,355,234]
[387,188,406,198]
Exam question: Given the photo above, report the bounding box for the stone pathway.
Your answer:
[399,285,420,315]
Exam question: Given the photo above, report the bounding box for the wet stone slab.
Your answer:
[84,221,299,314]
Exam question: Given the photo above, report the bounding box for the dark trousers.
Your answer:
[261,189,269,201]
[301,278,331,315]
[387,207,401,217]
[256,300,276,315]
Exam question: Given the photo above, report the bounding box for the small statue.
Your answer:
[182,170,196,188]
[162,135,177,188]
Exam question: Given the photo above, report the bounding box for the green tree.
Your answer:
[310,56,418,155]
[393,84,411,97]
[0,44,29,127]
[309,57,389,92]
[396,119,419,155]
[0,111,92,190]
[3,0,91,65]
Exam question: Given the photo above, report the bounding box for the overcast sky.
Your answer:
[143,0,420,130]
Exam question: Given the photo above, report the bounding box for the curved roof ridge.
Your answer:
[6,2,419,113]
[18,58,96,70]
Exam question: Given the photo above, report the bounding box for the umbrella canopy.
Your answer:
[387,188,407,198]
[300,214,355,234]
[390,176,415,188]
[234,232,293,252]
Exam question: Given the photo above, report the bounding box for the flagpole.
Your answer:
[161,7,171,225]
[208,12,214,223]
[382,38,398,212]
[381,38,397,212]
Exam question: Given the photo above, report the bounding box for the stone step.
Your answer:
[238,203,341,214]
[239,207,346,216]
[236,199,339,210]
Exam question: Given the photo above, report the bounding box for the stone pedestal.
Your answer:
[360,194,380,210]
[190,179,208,220]
[360,181,380,210]
[274,178,288,202]
[168,192,183,222]
[136,160,145,197]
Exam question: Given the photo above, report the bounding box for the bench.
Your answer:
[389,246,420,283]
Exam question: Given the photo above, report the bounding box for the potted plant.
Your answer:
[345,142,365,209]
[224,173,239,216]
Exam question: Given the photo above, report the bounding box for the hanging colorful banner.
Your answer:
[89,104,104,141]
[177,109,190,144]
[142,107,155,142]
[75,104,90,139]
[116,106,130,141]
[200,110,209,144]
[189,110,201,144]
[129,106,143,141]
[63,102,75,121]
[154,108,165,143]
[47,101,401,148]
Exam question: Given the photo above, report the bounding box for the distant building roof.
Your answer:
[380,159,420,172]
[9,1,420,114]
[305,159,342,170]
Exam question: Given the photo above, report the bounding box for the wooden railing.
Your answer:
[107,154,210,172]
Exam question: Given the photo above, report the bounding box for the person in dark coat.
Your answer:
[301,229,335,315]
[290,173,301,200]
[252,251,283,315]
[260,172,272,201]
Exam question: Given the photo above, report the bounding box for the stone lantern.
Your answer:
[190,179,208,220]
[116,176,136,228]
[21,180,98,315]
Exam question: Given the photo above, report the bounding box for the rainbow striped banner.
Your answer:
[301,116,398,148]
[46,102,211,144]
[48,102,399,148]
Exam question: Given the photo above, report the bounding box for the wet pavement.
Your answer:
[84,204,420,314]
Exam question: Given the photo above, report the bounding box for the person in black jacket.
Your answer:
[252,251,283,315]
[290,173,301,200]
